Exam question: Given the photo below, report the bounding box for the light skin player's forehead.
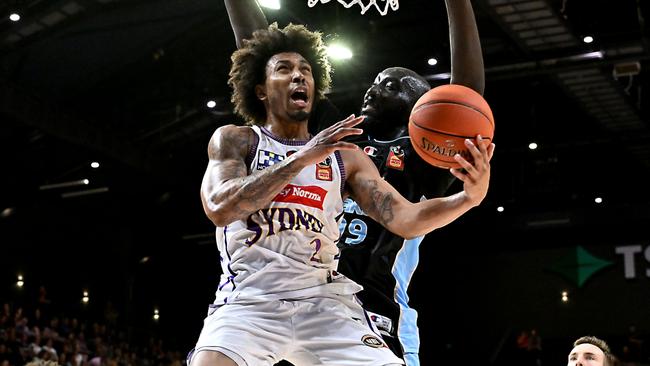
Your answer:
[569,344,604,360]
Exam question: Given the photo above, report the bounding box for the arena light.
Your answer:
[90,162,100,169]
[258,0,281,9]
[82,290,89,304]
[426,72,451,81]
[583,35,594,44]
[528,142,538,150]
[9,13,20,22]
[153,308,160,321]
[326,44,353,60]
[427,58,438,66]
[39,178,89,190]
[577,51,603,60]
[206,100,217,109]
[594,197,603,204]
[1,207,14,218]
[561,290,569,303]
[496,206,504,213]
[17,274,24,288]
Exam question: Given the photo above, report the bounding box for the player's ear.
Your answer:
[255,84,267,101]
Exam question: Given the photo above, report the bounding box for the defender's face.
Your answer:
[361,69,419,125]
[258,52,315,123]
[568,344,606,366]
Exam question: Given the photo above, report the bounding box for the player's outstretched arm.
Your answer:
[344,136,495,239]
[225,0,269,49]
[201,116,364,227]
[446,0,485,95]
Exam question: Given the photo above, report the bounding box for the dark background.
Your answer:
[1,0,650,364]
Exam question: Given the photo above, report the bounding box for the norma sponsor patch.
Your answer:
[361,334,386,348]
[257,150,285,170]
[273,184,328,210]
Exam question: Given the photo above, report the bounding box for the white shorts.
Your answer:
[188,295,405,366]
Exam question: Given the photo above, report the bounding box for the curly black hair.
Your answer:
[228,22,332,125]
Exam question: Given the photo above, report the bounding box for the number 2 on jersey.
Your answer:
[310,238,322,262]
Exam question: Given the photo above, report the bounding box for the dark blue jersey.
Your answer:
[312,100,455,362]
[337,135,454,341]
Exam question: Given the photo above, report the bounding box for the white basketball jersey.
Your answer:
[212,126,362,305]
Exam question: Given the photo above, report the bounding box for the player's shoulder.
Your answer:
[211,124,254,142]
[207,124,256,158]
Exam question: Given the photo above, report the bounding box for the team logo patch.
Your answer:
[273,184,328,210]
[386,145,405,171]
[316,156,333,181]
[361,334,386,348]
[257,150,285,170]
[363,146,378,157]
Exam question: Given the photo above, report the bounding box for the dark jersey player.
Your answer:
[224,1,485,364]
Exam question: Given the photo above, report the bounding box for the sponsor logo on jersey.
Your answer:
[368,312,394,333]
[386,145,405,170]
[273,184,328,210]
[361,334,386,348]
[316,156,333,181]
[257,150,285,170]
[363,146,378,157]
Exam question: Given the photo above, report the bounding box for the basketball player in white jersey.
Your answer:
[226,2,484,365]
[188,23,494,366]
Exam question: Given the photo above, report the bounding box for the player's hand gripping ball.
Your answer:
[409,84,495,169]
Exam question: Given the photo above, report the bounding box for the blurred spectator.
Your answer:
[528,328,543,366]
[0,292,184,366]
[623,324,644,364]
[103,302,119,328]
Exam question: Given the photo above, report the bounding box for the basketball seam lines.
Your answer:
[411,99,494,128]
[409,122,494,140]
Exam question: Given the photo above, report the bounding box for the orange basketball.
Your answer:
[408,84,494,169]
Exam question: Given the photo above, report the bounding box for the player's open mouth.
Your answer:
[290,90,309,108]
[361,102,377,114]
